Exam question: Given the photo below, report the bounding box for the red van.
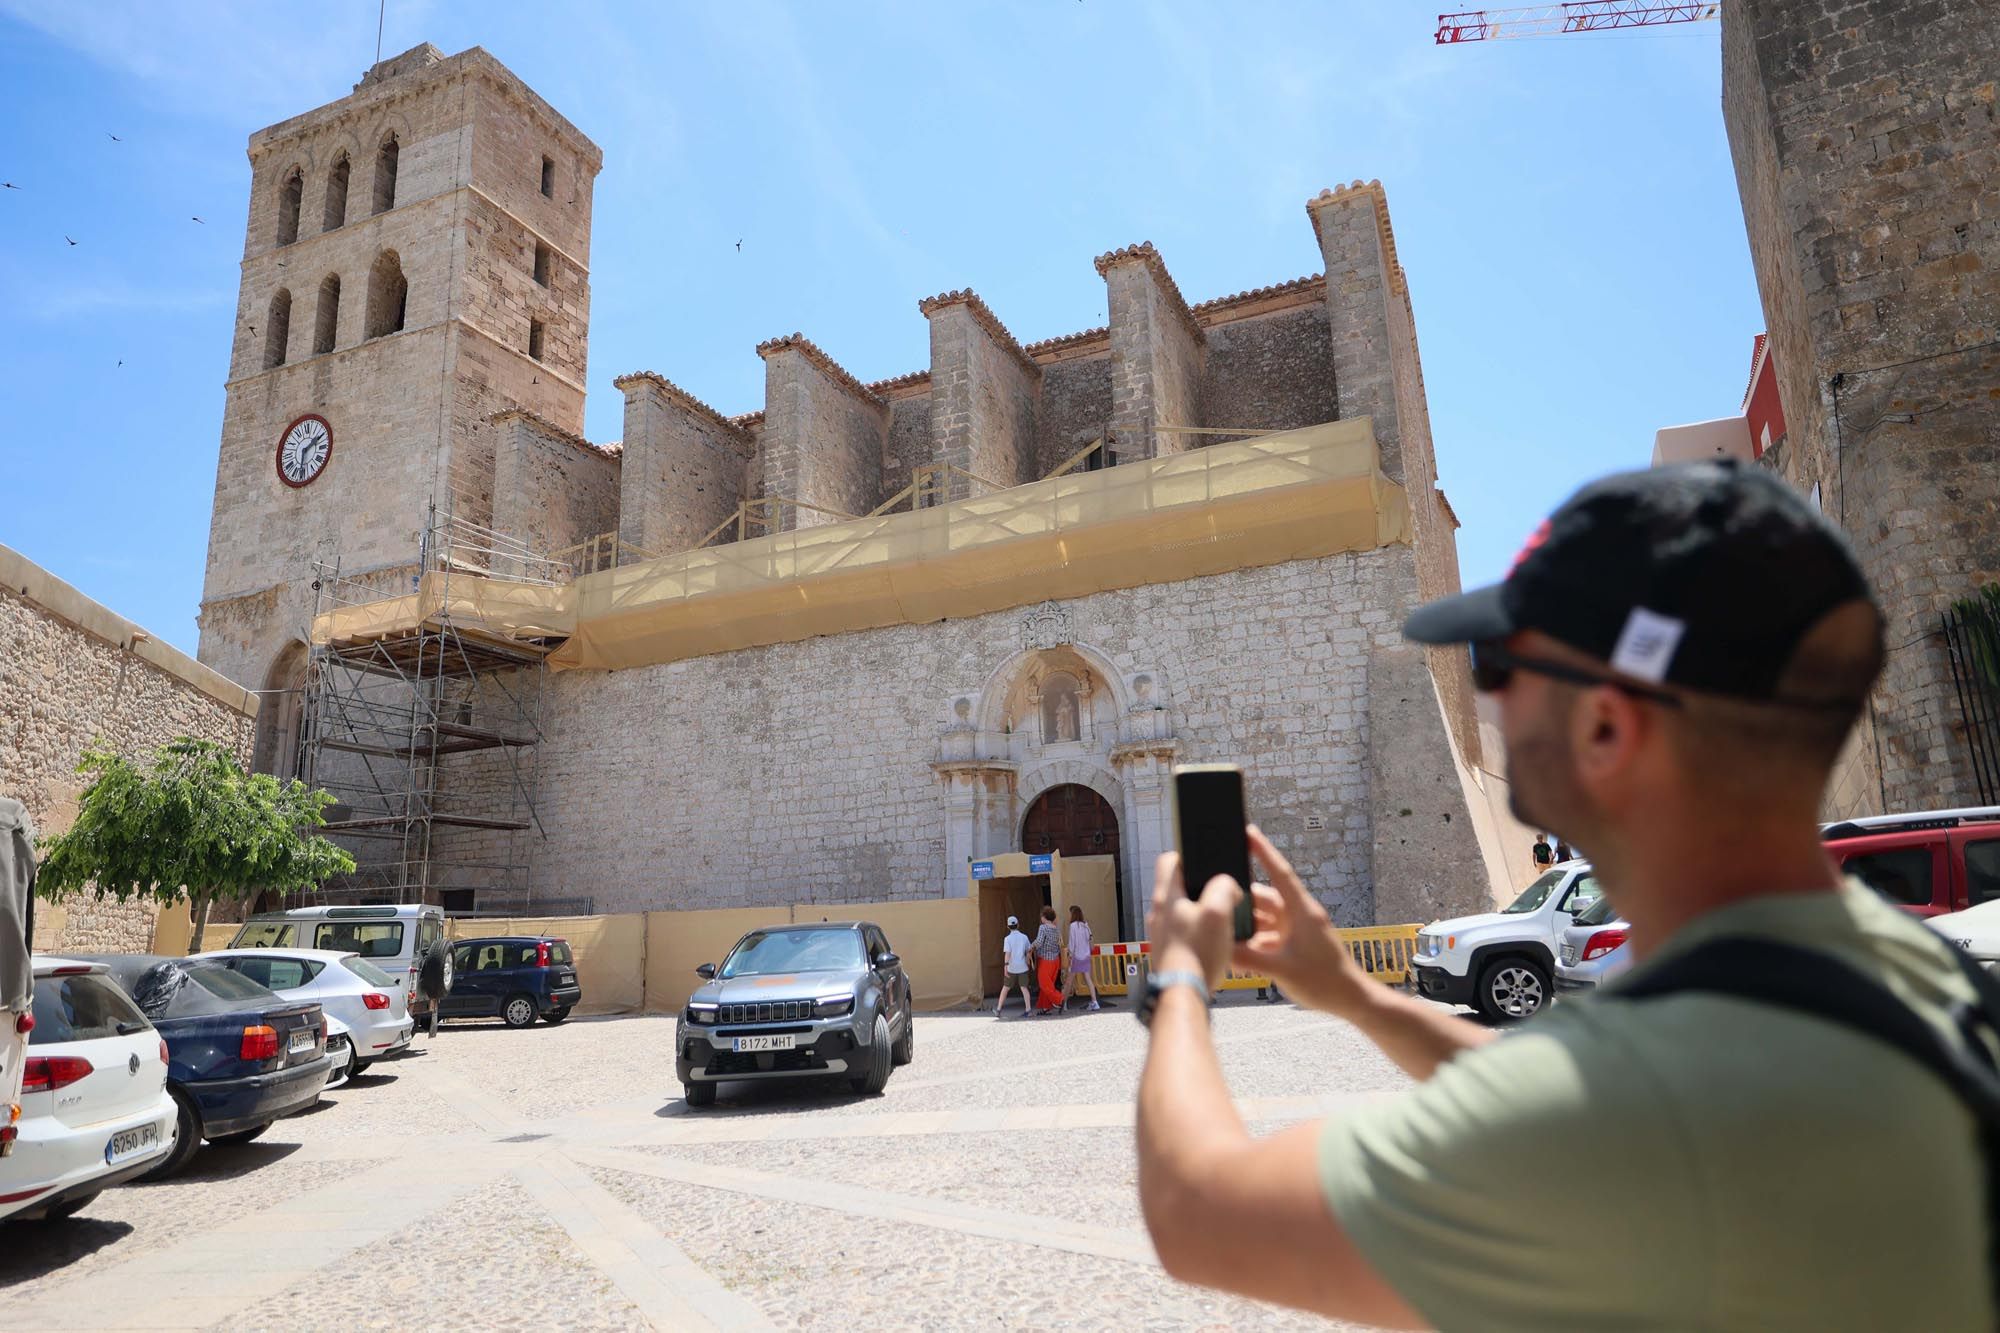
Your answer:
[1821,807,2000,919]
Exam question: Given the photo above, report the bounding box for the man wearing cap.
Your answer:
[996,915,1032,1018]
[1133,462,1996,1329]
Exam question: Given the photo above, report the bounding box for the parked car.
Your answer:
[1554,894,1633,996]
[78,955,330,1179]
[323,1014,353,1090]
[195,947,414,1079]
[443,936,583,1029]
[677,922,913,1106]
[1820,807,2000,919]
[1411,861,1604,1021]
[3,797,40,1163]
[0,958,177,1221]
[226,905,452,1032]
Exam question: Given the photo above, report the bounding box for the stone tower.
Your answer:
[195,44,601,770]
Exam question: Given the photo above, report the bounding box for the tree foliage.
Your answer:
[36,737,355,950]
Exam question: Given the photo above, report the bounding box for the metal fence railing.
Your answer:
[1943,597,2000,805]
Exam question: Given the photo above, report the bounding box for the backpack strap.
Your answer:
[1612,936,2000,1318]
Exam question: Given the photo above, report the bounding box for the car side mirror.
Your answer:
[695,963,717,980]
[876,952,900,969]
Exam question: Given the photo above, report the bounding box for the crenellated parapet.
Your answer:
[1095,242,1206,462]
[920,289,1043,500]
[756,334,889,529]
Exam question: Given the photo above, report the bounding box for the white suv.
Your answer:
[1411,862,1604,1021]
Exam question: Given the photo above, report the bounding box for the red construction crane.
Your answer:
[1435,2,1719,43]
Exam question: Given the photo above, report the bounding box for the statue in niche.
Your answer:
[1129,673,1160,711]
[950,696,974,728]
[1042,671,1082,744]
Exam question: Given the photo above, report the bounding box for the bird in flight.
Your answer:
[65,235,77,246]
[191,216,204,224]
[736,239,742,251]
[107,133,122,142]
[2,182,20,190]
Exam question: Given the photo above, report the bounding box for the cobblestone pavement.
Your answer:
[0,996,1414,1331]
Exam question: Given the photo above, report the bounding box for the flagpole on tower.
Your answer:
[375,0,386,64]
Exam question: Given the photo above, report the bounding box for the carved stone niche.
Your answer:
[1122,670,1172,743]
[938,694,980,760]
[1022,601,1073,652]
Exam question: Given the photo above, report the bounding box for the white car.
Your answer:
[1554,894,1634,995]
[323,1014,353,1090]
[224,905,451,1033]
[1411,861,1605,1021]
[194,948,414,1080]
[1923,898,2000,970]
[0,958,177,1221]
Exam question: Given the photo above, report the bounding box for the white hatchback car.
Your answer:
[0,958,177,1221]
[195,948,414,1080]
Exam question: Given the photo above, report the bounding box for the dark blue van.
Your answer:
[442,937,582,1028]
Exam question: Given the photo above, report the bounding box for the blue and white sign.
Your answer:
[1028,854,1054,874]
[970,861,995,880]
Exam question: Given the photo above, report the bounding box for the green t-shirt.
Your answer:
[1320,882,1993,1332]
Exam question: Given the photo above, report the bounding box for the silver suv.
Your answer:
[676,922,913,1107]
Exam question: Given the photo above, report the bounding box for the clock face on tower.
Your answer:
[276,413,332,488]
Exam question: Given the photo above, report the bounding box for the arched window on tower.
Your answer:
[264,288,292,369]
[313,273,340,354]
[365,251,407,338]
[323,153,350,232]
[275,168,302,246]
[372,135,399,214]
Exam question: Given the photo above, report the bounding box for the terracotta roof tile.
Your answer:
[488,407,620,461]
[1191,272,1326,323]
[869,368,932,397]
[610,371,751,440]
[1024,325,1111,363]
[755,333,886,407]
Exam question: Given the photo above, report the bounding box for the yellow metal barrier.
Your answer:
[1088,924,1421,996]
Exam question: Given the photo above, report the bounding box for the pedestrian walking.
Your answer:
[1131,462,1999,1328]
[995,915,1032,1017]
[1064,905,1101,1011]
[1031,906,1064,1015]
[1531,831,1553,867]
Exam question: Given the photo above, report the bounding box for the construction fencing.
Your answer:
[1088,924,1422,996]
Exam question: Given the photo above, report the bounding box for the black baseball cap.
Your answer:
[1403,461,1877,702]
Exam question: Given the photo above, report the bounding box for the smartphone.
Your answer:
[1173,764,1256,941]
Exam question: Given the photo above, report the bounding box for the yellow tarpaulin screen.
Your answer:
[552,419,1405,672]
[310,419,1408,671]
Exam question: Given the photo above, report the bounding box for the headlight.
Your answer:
[687,1003,718,1025]
[814,994,854,1016]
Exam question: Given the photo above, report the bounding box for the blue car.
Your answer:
[442,936,583,1028]
[81,955,331,1179]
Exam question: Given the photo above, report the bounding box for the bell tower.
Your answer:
[195,44,601,769]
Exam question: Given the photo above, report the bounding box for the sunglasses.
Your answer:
[1469,639,1684,708]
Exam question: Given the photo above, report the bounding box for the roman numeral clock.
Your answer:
[276,413,332,489]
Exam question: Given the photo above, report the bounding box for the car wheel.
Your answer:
[891,1010,914,1066]
[44,1191,99,1220]
[352,1056,372,1077]
[1476,957,1549,1022]
[209,1123,269,1146]
[849,1015,893,1095]
[503,994,537,1028]
[684,1081,715,1108]
[140,1087,203,1181]
[543,1006,571,1025]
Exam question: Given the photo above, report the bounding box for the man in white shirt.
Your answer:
[996,916,1032,1017]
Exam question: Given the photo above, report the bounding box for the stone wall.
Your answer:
[882,387,933,499]
[521,544,1488,930]
[1,546,257,955]
[1100,246,1206,460]
[1031,348,1114,476]
[1199,302,1338,438]
[756,337,889,527]
[1309,183,1406,484]
[922,293,1041,500]
[490,410,620,571]
[615,373,754,556]
[1724,0,2000,809]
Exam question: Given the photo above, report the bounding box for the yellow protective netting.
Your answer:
[552,418,1406,672]
[311,418,1409,670]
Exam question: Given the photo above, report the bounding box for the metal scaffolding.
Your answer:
[299,505,570,912]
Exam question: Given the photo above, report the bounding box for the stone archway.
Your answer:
[253,640,310,779]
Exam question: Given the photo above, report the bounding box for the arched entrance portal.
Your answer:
[1022,784,1123,938]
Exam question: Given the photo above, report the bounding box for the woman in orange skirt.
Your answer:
[1031,905,1064,1014]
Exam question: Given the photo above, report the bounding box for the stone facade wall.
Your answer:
[1199,304,1338,438]
[1309,184,1405,484]
[757,342,888,527]
[615,375,753,556]
[923,298,1040,499]
[490,412,620,572]
[457,189,589,388]
[1102,250,1206,461]
[520,545,1486,931]
[1724,0,2000,810]
[883,390,933,499]
[1,551,257,955]
[1032,351,1114,476]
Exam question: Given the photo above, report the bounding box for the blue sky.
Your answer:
[0,1,1760,656]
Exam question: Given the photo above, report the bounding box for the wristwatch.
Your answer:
[1138,969,1211,1028]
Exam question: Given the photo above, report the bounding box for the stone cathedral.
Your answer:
[195,44,1521,938]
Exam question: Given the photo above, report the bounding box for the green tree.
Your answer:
[36,737,355,952]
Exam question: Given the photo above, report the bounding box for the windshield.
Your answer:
[1573,892,1622,928]
[719,930,865,978]
[340,957,398,986]
[312,921,404,959]
[1503,869,1569,914]
[231,920,298,948]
